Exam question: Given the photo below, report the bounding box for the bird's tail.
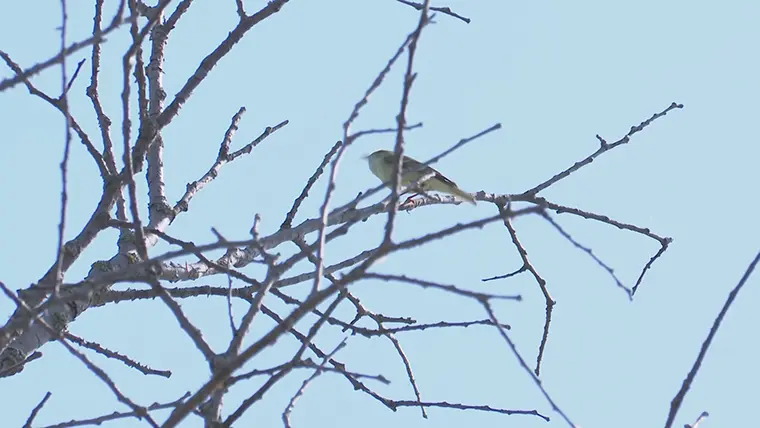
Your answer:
[451,187,477,205]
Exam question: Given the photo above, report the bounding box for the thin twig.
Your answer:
[499,206,554,376]
[23,391,52,428]
[56,0,72,296]
[65,332,172,377]
[365,273,522,301]
[232,358,388,385]
[383,2,431,249]
[0,51,108,179]
[347,122,423,143]
[281,140,342,229]
[481,266,527,282]
[664,249,760,428]
[282,338,348,428]
[518,102,684,197]
[482,300,575,427]
[173,118,288,218]
[684,411,709,428]
[632,240,671,296]
[0,15,133,92]
[226,274,237,334]
[392,400,549,420]
[87,0,118,176]
[540,212,632,299]
[395,0,471,23]
[63,58,85,95]
[40,392,191,428]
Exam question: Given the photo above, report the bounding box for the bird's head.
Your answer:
[363,150,391,163]
[364,150,393,178]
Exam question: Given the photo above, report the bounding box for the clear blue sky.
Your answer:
[1,1,759,427]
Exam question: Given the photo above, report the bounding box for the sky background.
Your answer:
[1,0,759,427]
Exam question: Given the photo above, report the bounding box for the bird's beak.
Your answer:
[361,153,371,160]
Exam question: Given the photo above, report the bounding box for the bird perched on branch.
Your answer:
[365,149,477,205]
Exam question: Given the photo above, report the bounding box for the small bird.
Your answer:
[365,150,476,205]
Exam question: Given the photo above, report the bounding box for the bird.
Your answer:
[365,149,477,205]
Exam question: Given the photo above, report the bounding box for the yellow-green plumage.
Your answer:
[366,150,476,205]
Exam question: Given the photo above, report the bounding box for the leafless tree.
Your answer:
[7,1,741,427]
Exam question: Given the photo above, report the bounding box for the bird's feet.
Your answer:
[403,195,418,205]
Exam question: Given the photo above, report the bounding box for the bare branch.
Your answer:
[23,391,52,428]
[164,0,195,32]
[684,411,709,428]
[497,206,554,376]
[235,0,246,19]
[0,14,133,92]
[384,2,431,246]
[131,0,292,172]
[365,273,522,301]
[540,212,632,298]
[232,358,388,385]
[632,240,670,295]
[164,204,539,426]
[39,393,191,428]
[282,338,348,428]
[173,118,288,218]
[54,0,72,298]
[664,250,760,428]
[395,0,471,23]
[282,140,343,229]
[63,58,85,95]
[392,400,549,420]
[0,51,109,179]
[481,265,527,282]
[87,0,118,176]
[518,102,684,197]
[65,332,172,378]
[482,300,575,427]
[223,292,347,426]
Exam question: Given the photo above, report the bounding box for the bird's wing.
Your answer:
[381,154,459,187]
